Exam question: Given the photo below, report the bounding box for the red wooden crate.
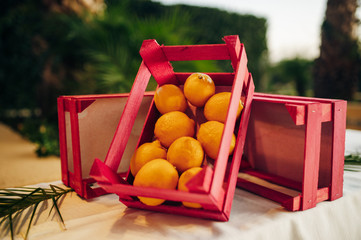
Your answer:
[89,35,255,221]
[238,93,347,211]
[57,93,154,199]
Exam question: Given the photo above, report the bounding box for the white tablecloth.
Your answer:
[3,130,361,240]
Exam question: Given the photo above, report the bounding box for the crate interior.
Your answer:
[242,100,333,192]
[65,96,153,179]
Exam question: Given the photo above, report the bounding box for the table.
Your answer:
[3,130,361,240]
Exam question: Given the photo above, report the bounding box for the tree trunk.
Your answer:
[313,0,360,100]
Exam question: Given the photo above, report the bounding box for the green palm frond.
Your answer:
[0,185,73,240]
[344,154,361,172]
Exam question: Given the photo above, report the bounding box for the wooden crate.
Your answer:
[238,93,347,211]
[57,93,153,199]
[89,35,255,221]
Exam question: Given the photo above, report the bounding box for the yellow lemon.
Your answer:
[133,159,178,206]
[130,140,167,177]
[183,73,215,107]
[178,167,203,208]
[154,111,195,148]
[197,121,236,160]
[154,84,188,114]
[204,92,244,123]
[167,136,204,173]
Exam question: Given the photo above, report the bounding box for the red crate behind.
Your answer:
[57,93,154,199]
[238,93,347,211]
[89,35,255,221]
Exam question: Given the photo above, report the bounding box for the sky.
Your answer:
[153,0,360,63]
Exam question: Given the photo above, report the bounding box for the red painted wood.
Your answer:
[61,92,154,100]
[69,99,84,196]
[121,199,228,221]
[83,181,108,199]
[102,183,213,204]
[253,96,332,123]
[285,104,306,125]
[140,40,178,85]
[186,165,213,194]
[223,35,243,72]
[330,101,347,200]
[254,92,342,103]
[237,178,301,211]
[241,169,302,191]
[103,61,151,171]
[316,187,330,203]
[223,74,255,216]
[162,44,230,61]
[77,100,95,113]
[210,36,248,199]
[57,97,69,186]
[254,96,313,105]
[254,93,333,122]
[282,195,301,211]
[301,103,322,210]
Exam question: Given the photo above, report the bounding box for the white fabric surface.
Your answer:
[3,129,361,240]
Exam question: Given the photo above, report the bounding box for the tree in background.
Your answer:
[313,0,361,100]
[268,58,313,96]
[175,5,268,91]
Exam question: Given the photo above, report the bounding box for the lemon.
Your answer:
[204,92,244,123]
[167,136,204,173]
[133,159,178,206]
[130,140,167,177]
[197,121,236,160]
[154,111,195,148]
[154,84,188,114]
[178,167,203,208]
[183,73,215,107]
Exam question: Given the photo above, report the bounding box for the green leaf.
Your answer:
[0,185,73,239]
[25,202,39,240]
[345,154,361,165]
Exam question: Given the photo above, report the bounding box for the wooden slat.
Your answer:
[241,169,303,191]
[57,97,69,186]
[301,103,322,210]
[223,74,255,216]
[210,39,248,200]
[104,61,151,171]
[187,165,213,194]
[254,96,332,123]
[121,199,229,221]
[330,101,347,200]
[103,183,213,205]
[162,44,230,61]
[317,187,330,203]
[224,35,243,71]
[285,104,306,125]
[237,178,301,211]
[69,99,83,196]
[254,92,341,103]
[140,39,177,85]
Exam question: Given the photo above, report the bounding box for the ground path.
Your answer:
[0,122,60,188]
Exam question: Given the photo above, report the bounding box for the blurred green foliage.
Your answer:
[0,0,270,156]
[267,58,314,96]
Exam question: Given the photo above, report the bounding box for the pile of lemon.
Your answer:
[130,73,243,208]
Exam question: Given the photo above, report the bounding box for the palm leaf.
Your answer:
[345,154,361,165]
[0,185,73,240]
[344,154,361,172]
